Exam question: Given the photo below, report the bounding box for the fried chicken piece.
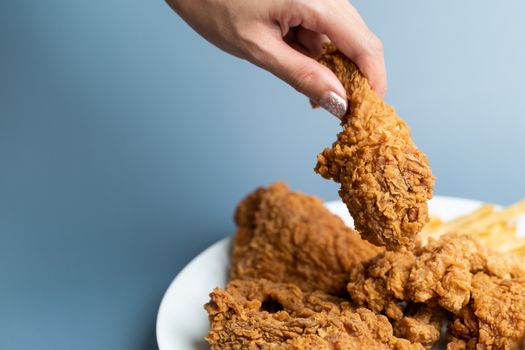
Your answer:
[395,304,445,349]
[231,182,382,296]
[315,44,434,250]
[204,279,425,350]
[448,272,525,349]
[348,234,525,348]
[348,234,524,315]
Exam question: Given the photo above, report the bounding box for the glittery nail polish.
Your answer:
[319,91,347,119]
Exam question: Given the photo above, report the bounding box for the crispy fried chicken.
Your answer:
[347,233,525,348]
[204,279,425,350]
[448,272,525,349]
[231,182,382,296]
[315,44,434,250]
[347,234,523,315]
[395,304,444,349]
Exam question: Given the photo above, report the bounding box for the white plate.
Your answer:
[156,196,485,350]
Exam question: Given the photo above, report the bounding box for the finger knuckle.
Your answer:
[291,0,325,26]
[366,32,384,54]
[237,26,271,63]
[291,67,318,93]
[303,0,326,17]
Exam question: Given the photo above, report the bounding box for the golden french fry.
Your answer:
[423,217,443,230]
[479,227,516,247]
[477,223,515,239]
[494,236,525,254]
[420,199,525,261]
[510,244,525,256]
[464,199,525,234]
[422,204,495,239]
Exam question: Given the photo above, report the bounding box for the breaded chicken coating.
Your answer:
[395,304,444,349]
[347,233,525,348]
[448,272,525,349]
[348,234,523,316]
[204,279,425,350]
[315,44,434,250]
[231,182,382,296]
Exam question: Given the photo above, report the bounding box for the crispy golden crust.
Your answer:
[204,279,425,350]
[395,304,445,349]
[347,233,525,348]
[348,234,524,315]
[315,44,434,250]
[230,182,382,296]
[448,272,525,349]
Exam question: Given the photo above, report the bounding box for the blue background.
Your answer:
[1,1,524,349]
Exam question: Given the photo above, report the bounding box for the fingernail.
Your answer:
[319,91,347,119]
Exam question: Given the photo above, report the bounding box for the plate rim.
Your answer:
[156,236,231,350]
[156,195,488,349]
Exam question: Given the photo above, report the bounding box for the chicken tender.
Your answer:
[204,279,425,350]
[231,182,382,296]
[347,233,525,348]
[315,44,434,250]
[395,304,444,349]
[348,234,523,316]
[448,272,525,349]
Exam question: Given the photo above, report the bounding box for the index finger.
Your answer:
[288,0,387,97]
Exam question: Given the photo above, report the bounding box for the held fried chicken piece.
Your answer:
[204,279,425,350]
[348,233,524,316]
[231,182,382,296]
[448,272,525,350]
[315,44,434,250]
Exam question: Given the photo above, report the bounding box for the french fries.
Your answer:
[421,199,525,256]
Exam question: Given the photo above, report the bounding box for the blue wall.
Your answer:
[1,1,524,349]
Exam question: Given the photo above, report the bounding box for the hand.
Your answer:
[167,0,386,118]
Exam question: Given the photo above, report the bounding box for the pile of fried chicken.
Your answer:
[204,45,525,350]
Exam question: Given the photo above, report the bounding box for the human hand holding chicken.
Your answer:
[167,0,386,118]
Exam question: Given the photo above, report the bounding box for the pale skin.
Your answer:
[167,0,386,118]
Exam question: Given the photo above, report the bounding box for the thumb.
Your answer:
[251,37,347,119]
